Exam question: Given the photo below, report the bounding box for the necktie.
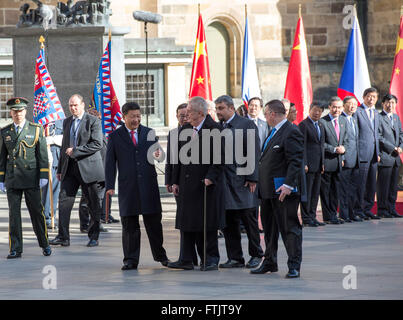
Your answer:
[71,118,80,147]
[349,117,356,136]
[314,122,320,139]
[130,130,137,146]
[369,108,375,129]
[334,118,340,141]
[192,127,198,138]
[390,115,394,128]
[16,126,20,135]
[262,128,277,152]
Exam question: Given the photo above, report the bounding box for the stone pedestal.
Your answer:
[5,26,130,120]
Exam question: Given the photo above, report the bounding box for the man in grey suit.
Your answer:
[49,94,104,247]
[247,97,269,150]
[377,94,403,218]
[339,96,362,222]
[354,87,381,220]
[215,95,264,269]
[319,96,349,224]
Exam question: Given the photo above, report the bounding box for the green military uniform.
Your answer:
[0,97,51,258]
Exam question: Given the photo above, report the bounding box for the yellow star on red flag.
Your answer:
[196,76,204,84]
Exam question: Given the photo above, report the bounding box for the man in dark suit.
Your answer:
[105,102,170,270]
[339,96,362,222]
[247,97,269,150]
[319,96,349,224]
[298,102,325,227]
[215,95,263,269]
[354,87,381,220]
[165,103,199,266]
[377,94,403,218]
[49,94,104,247]
[251,99,304,278]
[168,96,226,271]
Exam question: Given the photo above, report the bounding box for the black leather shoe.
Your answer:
[303,221,318,227]
[342,218,352,223]
[108,216,120,223]
[313,219,326,226]
[200,263,218,271]
[167,260,194,270]
[378,212,392,218]
[338,218,345,224]
[160,259,171,267]
[87,239,99,247]
[246,257,262,269]
[326,219,340,225]
[80,228,89,233]
[49,237,70,246]
[7,251,22,259]
[42,246,52,256]
[286,269,300,278]
[352,216,363,222]
[391,211,403,218]
[219,259,245,268]
[121,263,137,270]
[365,212,380,220]
[250,260,278,274]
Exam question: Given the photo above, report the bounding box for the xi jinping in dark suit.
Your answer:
[252,100,304,278]
[105,102,169,270]
[377,94,403,218]
[298,102,325,227]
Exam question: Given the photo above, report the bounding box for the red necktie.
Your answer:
[334,118,340,141]
[130,130,137,146]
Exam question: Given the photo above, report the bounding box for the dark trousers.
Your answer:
[300,171,321,223]
[339,167,360,220]
[121,213,167,265]
[79,182,106,229]
[7,187,49,253]
[355,159,378,216]
[320,171,341,221]
[377,164,399,215]
[57,160,102,241]
[223,207,263,262]
[181,231,220,266]
[260,195,302,271]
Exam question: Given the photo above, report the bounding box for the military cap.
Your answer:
[6,97,29,110]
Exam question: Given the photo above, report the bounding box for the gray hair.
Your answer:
[189,96,208,116]
[328,96,342,106]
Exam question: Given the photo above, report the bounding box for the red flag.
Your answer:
[390,14,403,119]
[284,15,312,124]
[189,14,212,101]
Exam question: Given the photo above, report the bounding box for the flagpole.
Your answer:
[39,35,55,230]
[299,4,302,18]
[198,3,200,16]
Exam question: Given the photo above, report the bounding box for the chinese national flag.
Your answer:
[284,16,312,124]
[189,14,212,101]
[390,14,403,121]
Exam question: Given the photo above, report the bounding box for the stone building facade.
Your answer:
[0,0,400,127]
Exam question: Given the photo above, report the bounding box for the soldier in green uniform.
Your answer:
[0,97,52,259]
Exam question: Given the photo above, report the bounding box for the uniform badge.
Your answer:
[25,135,34,138]
[5,136,11,141]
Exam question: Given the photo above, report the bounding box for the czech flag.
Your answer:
[241,16,261,108]
[337,12,371,104]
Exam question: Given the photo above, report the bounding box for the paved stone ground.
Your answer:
[0,192,403,300]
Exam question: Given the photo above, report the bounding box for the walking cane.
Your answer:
[202,182,207,271]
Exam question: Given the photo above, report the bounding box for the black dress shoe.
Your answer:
[160,259,171,267]
[246,257,262,269]
[391,211,403,218]
[87,239,99,247]
[250,260,278,274]
[80,228,89,233]
[108,216,120,223]
[121,263,137,270]
[303,220,317,227]
[42,246,52,256]
[200,263,218,271]
[378,212,392,218]
[286,269,300,278]
[342,218,352,223]
[6,251,22,259]
[338,218,345,224]
[49,237,70,246]
[219,259,245,268]
[326,219,340,225]
[352,216,363,222]
[365,212,380,220]
[167,260,194,270]
[313,219,326,226]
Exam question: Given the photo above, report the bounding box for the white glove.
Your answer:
[39,179,48,188]
[0,182,5,193]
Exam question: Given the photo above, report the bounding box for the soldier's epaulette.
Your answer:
[29,122,42,127]
[1,123,13,134]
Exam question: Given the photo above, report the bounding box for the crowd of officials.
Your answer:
[1,87,402,279]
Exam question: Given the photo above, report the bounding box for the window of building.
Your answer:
[0,71,13,120]
[125,65,165,127]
